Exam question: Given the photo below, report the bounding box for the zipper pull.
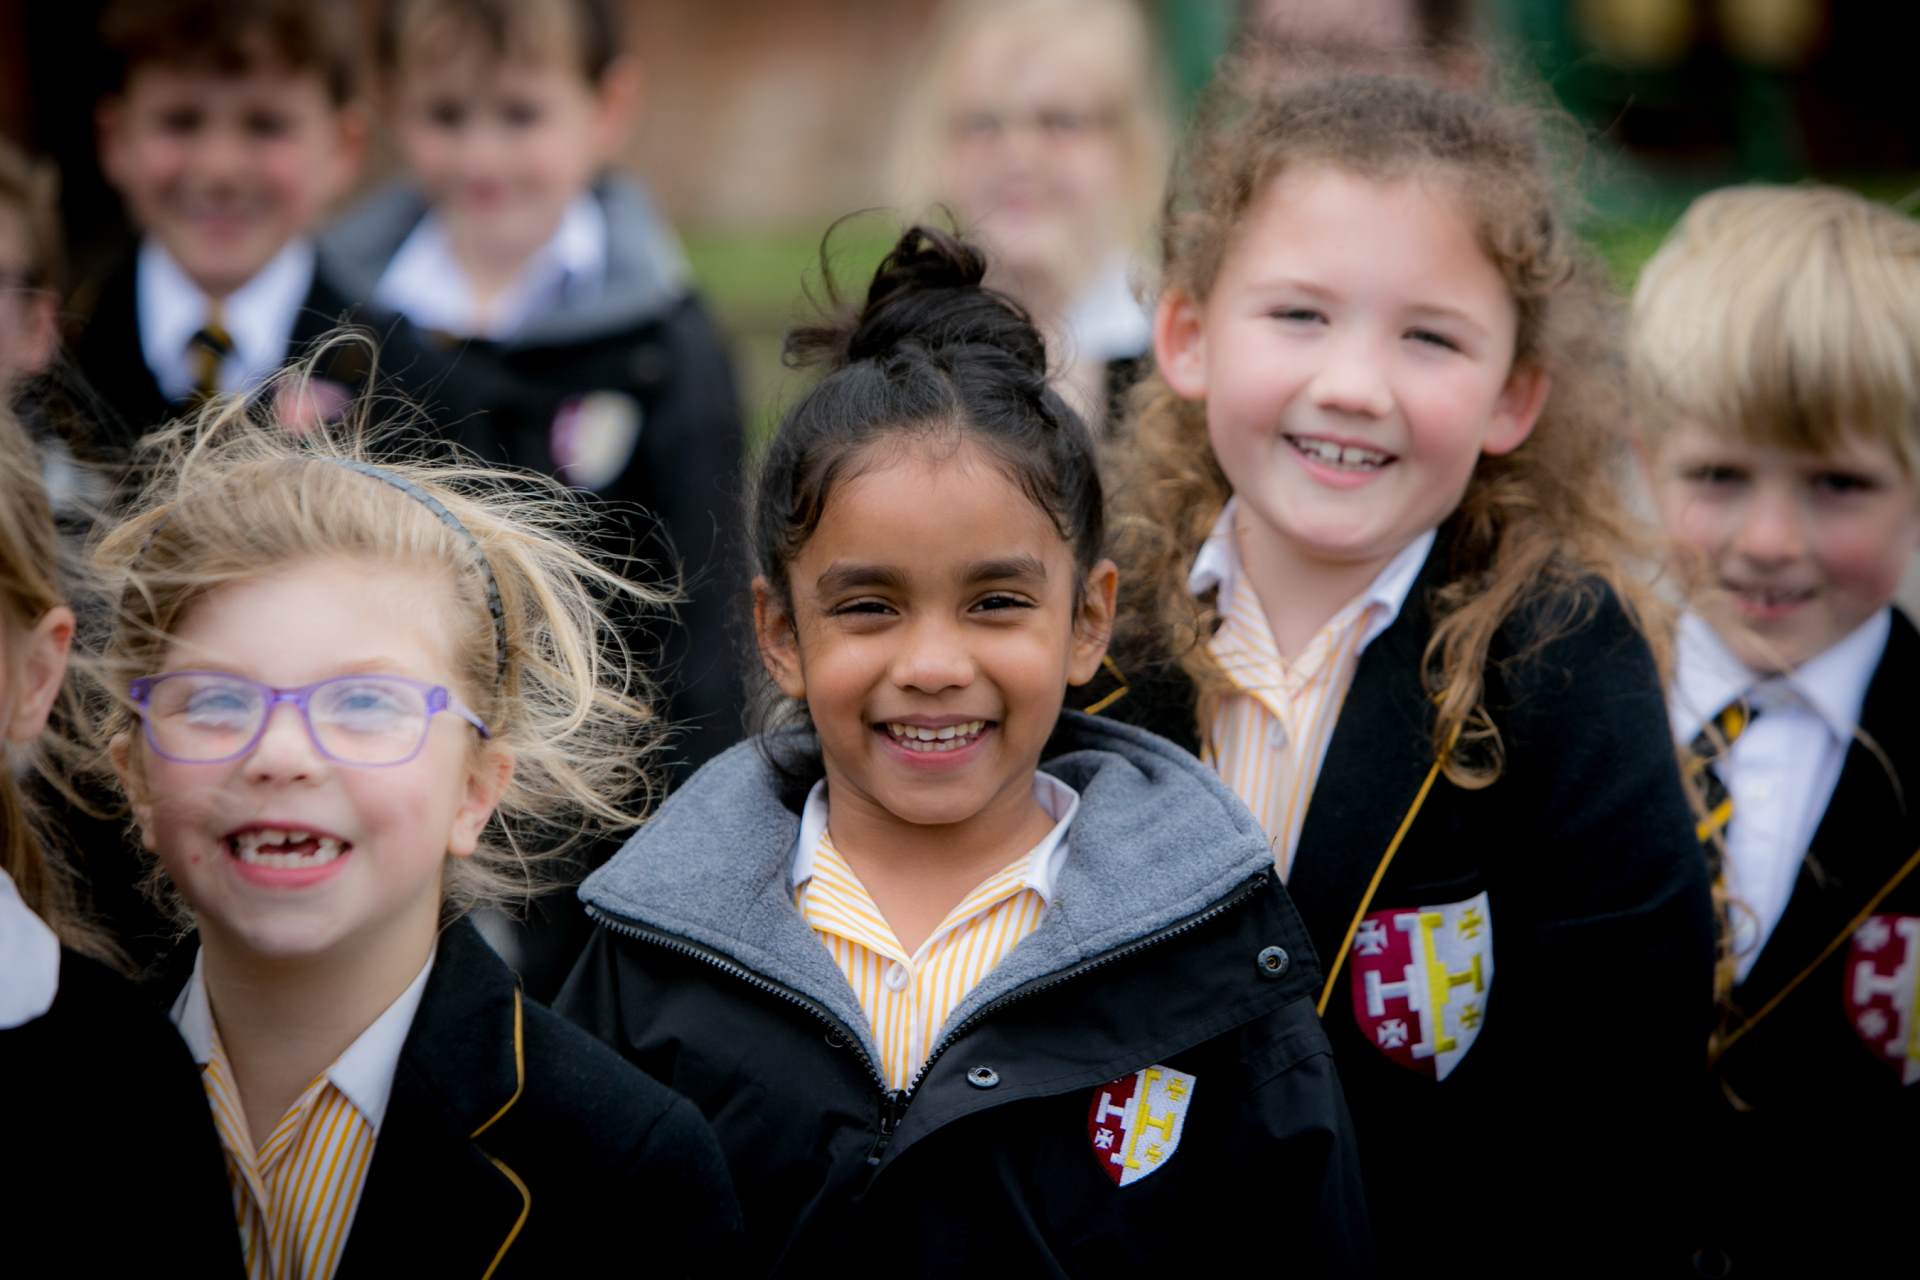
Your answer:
[865,1089,908,1166]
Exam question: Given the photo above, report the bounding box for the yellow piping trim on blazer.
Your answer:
[1316,756,1447,1016]
[473,988,529,1278]
[1711,841,1920,1065]
[1081,655,1131,717]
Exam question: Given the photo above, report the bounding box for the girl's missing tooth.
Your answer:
[1099,65,1716,1266]
[560,225,1371,1274]
[92,373,736,1276]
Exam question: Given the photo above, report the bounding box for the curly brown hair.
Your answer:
[1110,60,1663,787]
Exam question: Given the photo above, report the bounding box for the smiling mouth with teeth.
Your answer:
[1728,583,1816,610]
[228,828,349,868]
[881,720,989,753]
[1286,434,1394,471]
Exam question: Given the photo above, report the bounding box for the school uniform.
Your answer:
[1085,523,1718,1273]
[1674,607,1920,1276]
[557,714,1375,1277]
[67,238,367,457]
[0,869,243,1277]
[165,917,740,1278]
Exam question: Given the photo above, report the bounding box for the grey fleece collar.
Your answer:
[578,712,1275,1083]
[318,172,691,346]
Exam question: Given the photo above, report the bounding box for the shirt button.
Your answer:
[1267,723,1288,749]
[885,962,910,991]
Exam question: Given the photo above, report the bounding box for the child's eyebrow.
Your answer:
[814,563,910,596]
[962,555,1048,584]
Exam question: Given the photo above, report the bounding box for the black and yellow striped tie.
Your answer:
[1689,699,1756,844]
[187,302,233,402]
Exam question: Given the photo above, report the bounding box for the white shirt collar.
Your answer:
[1062,256,1150,365]
[137,237,316,403]
[1188,498,1435,652]
[372,194,608,340]
[791,771,1081,903]
[170,943,436,1133]
[0,867,60,1029]
[1670,607,1889,746]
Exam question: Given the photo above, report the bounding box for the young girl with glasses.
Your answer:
[91,367,737,1277]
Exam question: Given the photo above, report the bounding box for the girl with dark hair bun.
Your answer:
[560,224,1372,1274]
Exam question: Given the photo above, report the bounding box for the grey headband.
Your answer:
[331,460,508,688]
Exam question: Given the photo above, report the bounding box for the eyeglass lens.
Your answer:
[143,674,433,765]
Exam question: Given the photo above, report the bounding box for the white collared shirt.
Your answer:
[170,944,436,1133]
[791,770,1080,900]
[1670,608,1889,981]
[372,195,608,340]
[1062,255,1150,366]
[137,238,317,403]
[0,867,60,1029]
[1188,500,1434,653]
[1189,501,1434,873]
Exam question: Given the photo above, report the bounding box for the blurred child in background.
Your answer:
[0,139,60,403]
[0,403,241,1275]
[1632,184,1920,1277]
[71,0,368,451]
[892,0,1171,430]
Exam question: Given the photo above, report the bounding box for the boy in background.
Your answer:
[325,0,746,995]
[1631,184,1920,1277]
[72,0,367,449]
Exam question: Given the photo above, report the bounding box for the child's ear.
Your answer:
[592,55,643,158]
[1067,559,1120,686]
[5,605,74,744]
[449,747,514,859]
[752,577,807,701]
[107,730,157,852]
[1154,287,1209,402]
[1483,362,1551,457]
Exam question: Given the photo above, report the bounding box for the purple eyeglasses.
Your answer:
[129,672,490,767]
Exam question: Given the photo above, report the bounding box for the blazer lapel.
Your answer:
[336,921,532,1278]
[1731,612,1920,1019]
[1286,546,1447,973]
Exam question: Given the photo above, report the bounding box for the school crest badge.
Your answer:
[1844,914,1920,1085]
[1087,1065,1195,1186]
[550,391,643,491]
[1348,891,1493,1081]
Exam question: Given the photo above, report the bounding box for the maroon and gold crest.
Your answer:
[1348,891,1493,1081]
[1845,914,1920,1085]
[1087,1065,1195,1186]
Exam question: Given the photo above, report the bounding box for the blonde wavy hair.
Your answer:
[1630,183,1920,472]
[1111,61,1662,787]
[0,407,112,959]
[91,349,666,923]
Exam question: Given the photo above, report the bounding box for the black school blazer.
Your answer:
[1087,542,1718,1271]
[66,250,372,457]
[160,919,739,1278]
[1692,608,1920,1276]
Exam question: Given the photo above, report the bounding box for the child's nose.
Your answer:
[1731,485,1807,567]
[188,123,250,183]
[244,702,326,782]
[891,618,976,693]
[1308,332,1393,418]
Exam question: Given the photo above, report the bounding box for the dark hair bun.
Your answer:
[786,224,1049,379]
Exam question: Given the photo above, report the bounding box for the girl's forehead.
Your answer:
[803,440,1069,570]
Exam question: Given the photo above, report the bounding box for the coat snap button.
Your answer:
[824,1029,847,1049]
[1256,945,1290,978]
[966,1065,1000,1089]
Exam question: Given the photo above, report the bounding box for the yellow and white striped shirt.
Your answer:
[793,773,1078,1091]
[172,950,435,1280]
[1191,501,1433,877]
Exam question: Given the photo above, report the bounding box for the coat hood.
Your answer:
[318,172,692,346]
[578,711,1276,1077]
